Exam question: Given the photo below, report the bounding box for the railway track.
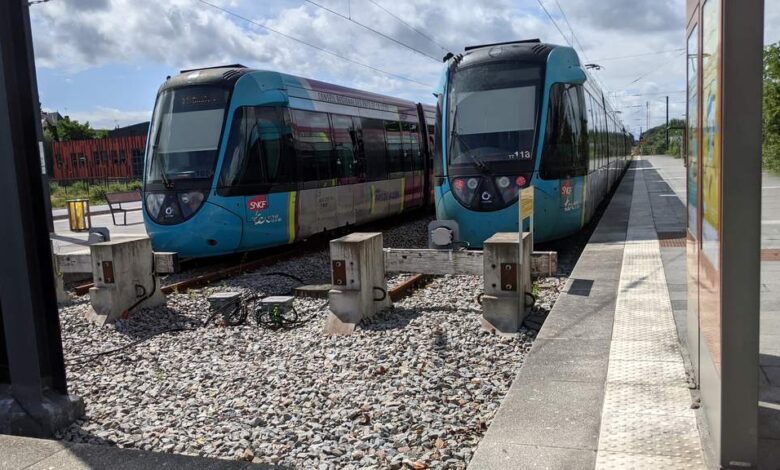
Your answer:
[73,209,435,299]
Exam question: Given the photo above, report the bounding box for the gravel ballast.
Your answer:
[56,215,566,469]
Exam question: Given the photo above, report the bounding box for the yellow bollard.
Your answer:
[66,198,91,232]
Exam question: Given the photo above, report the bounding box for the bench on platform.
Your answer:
[105,190,141,225]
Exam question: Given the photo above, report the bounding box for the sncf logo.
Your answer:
[248,195,268,211]
[560,178,573,197]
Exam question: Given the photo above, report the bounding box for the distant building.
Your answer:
[41,110,63,130]
[108,121,149,138]
[50,121,150,182]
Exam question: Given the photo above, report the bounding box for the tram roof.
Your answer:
[159,65,431,110]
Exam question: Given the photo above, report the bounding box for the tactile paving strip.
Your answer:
[602,383,695,417]
[608,339,682,363]
[596,451,707,469]
[598,412,703,458]
[606,359,688,386]
[595,168,706,469]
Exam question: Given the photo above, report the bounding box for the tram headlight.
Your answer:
[145,192,166,219]
[495,176,519,202]
[178,191,206,218]
[452,177,478,205]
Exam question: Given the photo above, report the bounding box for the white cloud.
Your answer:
[30,0,778,138]
[61,106,152,130]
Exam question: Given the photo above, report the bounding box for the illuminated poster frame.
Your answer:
[685,0,762,466]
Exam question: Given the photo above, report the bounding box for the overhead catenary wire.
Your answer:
[539,0,617,109]
[535,0,572,48]
[196,0,432,88]
[622,90,686,96]
[365,0,449,54]
[622,50,687,87]
[301,0,440,62]
[591,48,686,62]
[552,0,589,62]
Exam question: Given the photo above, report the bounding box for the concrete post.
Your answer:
[324,232,390,335]
[521,232,532,299]
[482,232,531,335]
[86,236,165,325]
[51,242,70,305]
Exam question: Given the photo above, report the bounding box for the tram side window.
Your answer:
[539,83,588,180]
[408,122,423,170]
[433,99,444,178]
[400,121,419,171]
[292,109,333,183]
[219,106,295,195]
[362,118,387,180]
[593,103,604,168]
[609,121,616,158]
[599,104,606,167]
[385,121,404,173]
[331,114,359,179]
[586,94,597,170]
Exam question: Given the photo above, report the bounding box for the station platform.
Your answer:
[50,206,146,256]
[469,155,780,469]
[0,434,279,470]
[51,202,141,221]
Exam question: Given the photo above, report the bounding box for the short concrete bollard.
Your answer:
[481,232,532,335]
[324,232,391,335]
[86,237,165,325]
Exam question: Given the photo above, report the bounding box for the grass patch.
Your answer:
[50,180,142,208]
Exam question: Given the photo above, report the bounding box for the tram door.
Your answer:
[239,107,296,249]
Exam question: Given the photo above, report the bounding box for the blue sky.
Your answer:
[30,0,780,135]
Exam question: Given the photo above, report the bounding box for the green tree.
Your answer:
[54,116,103,141]
[764,42,780,173]
[637,119,686,157]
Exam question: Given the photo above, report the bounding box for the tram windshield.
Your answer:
[447,62,541,171]
[146,85,229,187]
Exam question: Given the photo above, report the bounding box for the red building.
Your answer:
[52,134,146,181]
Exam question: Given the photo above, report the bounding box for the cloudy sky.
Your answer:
[30,0,780,137]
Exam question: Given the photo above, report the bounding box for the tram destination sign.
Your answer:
[315,91,393,112]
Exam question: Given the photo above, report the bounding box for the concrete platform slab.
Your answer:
[468,441,596,470]
[0,435,280,470]
[0,435,68,470]
[520,339,610,383]
[481,379,604,450]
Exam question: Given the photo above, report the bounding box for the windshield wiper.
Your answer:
[448,104,494,176]
[453,131,493,175]
[149,143,174,189]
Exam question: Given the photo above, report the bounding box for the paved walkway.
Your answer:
[594,163,705,467]
[52,202,141,220]
[468,157,709,469]
[0,434,279,470]
[51,207,146,255]
[470,155,780,469]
